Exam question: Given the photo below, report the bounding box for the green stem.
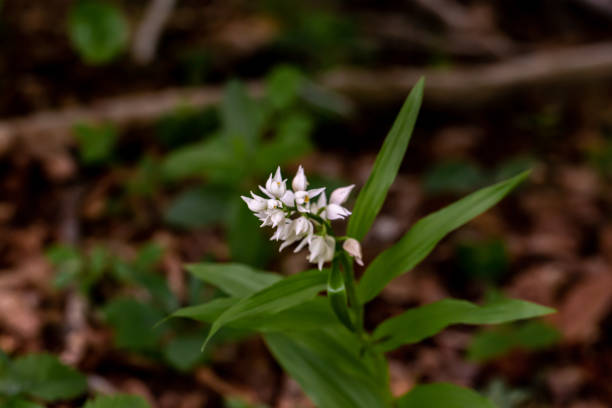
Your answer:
[340,251,364,335]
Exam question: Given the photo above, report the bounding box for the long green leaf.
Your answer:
[347,78,424,241]
[373,298,554,352]
[202,270,327,350]
[265,328,391,408]
[358,171,529,302]
[397,383,496,408]
[186,263,281,297]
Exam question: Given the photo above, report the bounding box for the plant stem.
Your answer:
[340,252,364,335]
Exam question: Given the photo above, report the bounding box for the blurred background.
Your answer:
[1,0,612,407]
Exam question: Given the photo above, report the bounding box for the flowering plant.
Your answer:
[170,79,554,408]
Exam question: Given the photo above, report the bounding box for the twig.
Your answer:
[132,0,177,64]
[3,42,612,143]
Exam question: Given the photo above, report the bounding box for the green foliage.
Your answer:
[347,78,424,241]
[170,80,554,408]
[424,161,486,194]
[0,353,87,402]
[202,269,327,349]
[467,321,560,362]
[1,398,44,408]
[73,122,118,165]
[265,329,390,408]
[104,298,167,351]
[373,298,554,352]
[186,263,281,297]
[162,332,209,372]
[83,394,152,408]
[397,383,496,408]
[164,186,232,229]
[224,397,269,408]
[456,239,509,282]
[155,106,219,148]
[358,170,530,303]
[47,244,109,295]
[68,0,128,65]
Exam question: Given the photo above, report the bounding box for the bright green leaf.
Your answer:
[186,263,282,298]
[265,327,390,408]
[373,298,555,352]
[347,78,424,241]
[397,383,496,408]
[327,259,353,330]
[358,171,530,303]
[68,0,128,65]
[202,269,327,350]
[83,394,151,408]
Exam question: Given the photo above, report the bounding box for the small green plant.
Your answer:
[68,0,128,65]
[0,352,87,406]
[73,122,118,165]
[169,79,555,407]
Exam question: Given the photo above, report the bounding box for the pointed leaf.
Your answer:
[202,270,327,349]
[347,78,424,241]
[186,263,282,297]
[373,298,555,352]
[358,171,530,302]
[397,383,496,408]
[265,328,390,408]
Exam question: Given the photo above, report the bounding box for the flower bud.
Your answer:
[326,203,351,220]
[292,165,308,191]
[343,238,363,266]
[330,184,355,205]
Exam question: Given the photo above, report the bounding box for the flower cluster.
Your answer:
[241,166,357,270]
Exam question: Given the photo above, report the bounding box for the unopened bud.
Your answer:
[343,238,363,266]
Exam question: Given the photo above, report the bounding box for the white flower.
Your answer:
[343,238,364,266]
[310,192,327,219]
[308,235,335,270]
[280,190,295,207]
[271,221,291,241]
[295,188,325,212]
[241,192,268,212]
[292,165,309,192]
[279,217,314,252]
[269,209,285,228]
[326,184,354,220]
[260,167,287,198]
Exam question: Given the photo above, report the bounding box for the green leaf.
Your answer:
[2,399,44,408]
[202,269,327,350]
[358,171,530,303]
[397,383,496,408]
[265,65,304,111]
[227,198,273,267]
[165,186,232,229]
[467,321,560,362]
[347,78,424,241]
[327,259,354,330]
[68,0,128,65]
[161,136,235,181]
[0,353,87,401]
[83,394,152,408]
[163,333,208,371]
[373,298,555,352]
[265,327,390,408]
[104,299,166,351]
[187,263,282,298]
[221,80,262,150]
[73,122,118,165]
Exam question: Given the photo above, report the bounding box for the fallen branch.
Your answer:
[3,42,612,144]
[132,0,177,64]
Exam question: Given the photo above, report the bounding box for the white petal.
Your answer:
[259,185,275,199]
[292,165,308,192]
[326,203,351,220]
[330,184,355,205]
[274,166,282,182]
[307,187,326,199]
[343,238,364,266]
[281,190,295,207]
